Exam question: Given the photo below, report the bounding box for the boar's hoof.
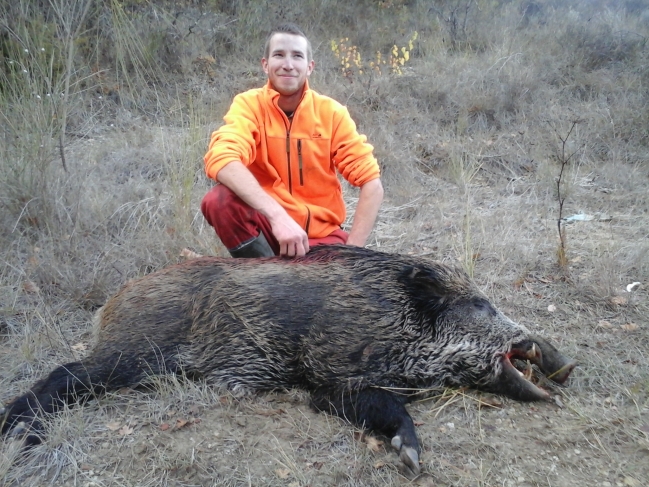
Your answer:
[391,435,420,477]
[9,421,28,438]
[5,419,43,447]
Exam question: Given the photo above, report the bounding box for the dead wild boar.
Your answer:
[1,245,576,476]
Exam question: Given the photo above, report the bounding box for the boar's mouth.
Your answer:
[496,337,577,402]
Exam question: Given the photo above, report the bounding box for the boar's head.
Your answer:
[403,264,577,401]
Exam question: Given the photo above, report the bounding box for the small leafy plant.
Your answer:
[330,31,418,83]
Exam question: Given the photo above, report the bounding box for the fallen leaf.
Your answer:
[22,280,40,294]
[312,461,324,470]
[275,468,290,479]
[80,464,93,471]
[547,304,556,312]
[413,420,425,426]
[106,421,121,431]
[374,461,386,469]
[71,342,87,351]
[254,408,286,417]
[478,396,503,408]
[180,248,203,259]
[610,296,628,306]
[624,476,640,487]
[159,423,170,431]
[175,419,189,429]
[365,435,384,452]
[118,425,134,435]
[597,320,613,329]
[620,323,639,331]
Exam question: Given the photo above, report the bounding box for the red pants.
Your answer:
[201,184,348,254]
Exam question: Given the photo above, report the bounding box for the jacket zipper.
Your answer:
[279,106,308,232]
[286,132,292,193]
[286,115,294,194]
[297,139,304,186]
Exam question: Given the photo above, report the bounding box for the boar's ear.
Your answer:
[399,264,456,306]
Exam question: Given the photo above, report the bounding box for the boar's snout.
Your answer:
[489,336,577,402]
[528,335,578,384]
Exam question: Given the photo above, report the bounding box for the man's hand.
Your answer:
[268,212,310,257]
[217,161,309,257]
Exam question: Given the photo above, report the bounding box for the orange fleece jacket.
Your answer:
[204,81,380,239]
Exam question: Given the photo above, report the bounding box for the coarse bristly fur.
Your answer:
[1,244,576,476]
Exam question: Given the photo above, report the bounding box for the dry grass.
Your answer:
[2,0,649,485]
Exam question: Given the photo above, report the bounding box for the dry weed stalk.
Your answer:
[51,0,93,173]
[548,119,583,269]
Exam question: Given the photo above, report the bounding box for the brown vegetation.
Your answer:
[1,0,648,485]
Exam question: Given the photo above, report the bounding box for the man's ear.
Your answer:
[261,58,269,74]
[307,59,315,76]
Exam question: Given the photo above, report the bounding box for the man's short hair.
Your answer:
[264,23,313,61]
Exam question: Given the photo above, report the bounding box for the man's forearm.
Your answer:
[216,161,285,220]
[216,161,309,256]
[346,178,384,247]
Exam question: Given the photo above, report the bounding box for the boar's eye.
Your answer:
[472,299,496,316]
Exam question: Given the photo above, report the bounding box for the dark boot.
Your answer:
[228,233,275,258]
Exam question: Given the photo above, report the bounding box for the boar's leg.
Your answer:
[311,387,421,476]
[2,347,178,445]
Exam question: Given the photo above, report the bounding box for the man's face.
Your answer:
[262,33,314,97]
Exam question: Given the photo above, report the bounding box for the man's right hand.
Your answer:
[269,212,310,257]
[217,161,309,257]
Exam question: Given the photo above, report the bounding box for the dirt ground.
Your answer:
[1,125,648,487]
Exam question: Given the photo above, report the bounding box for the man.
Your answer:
[202,23,383,258]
